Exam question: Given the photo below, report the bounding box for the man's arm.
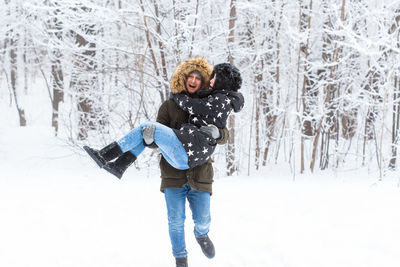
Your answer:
[156,101,170,126]
[217,127,229,145]
[146,101,170,149]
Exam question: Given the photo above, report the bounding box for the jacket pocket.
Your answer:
[194,162,214,184]
[159,157,187,179]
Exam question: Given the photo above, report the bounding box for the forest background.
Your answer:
[2,0,400,178]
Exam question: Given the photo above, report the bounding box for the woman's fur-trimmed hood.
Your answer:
[170,57,213,93]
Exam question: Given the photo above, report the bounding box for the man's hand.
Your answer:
[200,125,221,139]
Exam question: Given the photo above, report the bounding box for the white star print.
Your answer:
[188,150,194,156]
[202,147,208,154]
[188,129,194,134]
[217,112,223,118]
[194,158,199,161]
[187,142,193,147]
[206,102,212,107]
[192,117,198,123]
[225,98,231,104]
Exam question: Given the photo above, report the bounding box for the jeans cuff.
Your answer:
[173,250,188,258]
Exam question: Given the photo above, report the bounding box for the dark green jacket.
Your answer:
[156,99,229,194]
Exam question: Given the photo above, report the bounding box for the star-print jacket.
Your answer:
[171,89,244,168]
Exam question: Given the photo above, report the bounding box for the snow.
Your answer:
[1,126,400,267]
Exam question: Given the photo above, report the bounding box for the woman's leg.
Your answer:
[151,122,189,170]
[117,126,146,156]
[164,184,190,258]
[118,122,189,169]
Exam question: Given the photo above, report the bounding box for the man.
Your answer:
[156,57,228,267]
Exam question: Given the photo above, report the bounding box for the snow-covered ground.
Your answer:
[1,125,400,267]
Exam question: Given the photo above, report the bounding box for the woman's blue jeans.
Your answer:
[117,121,189,170]
[164,184,211,258]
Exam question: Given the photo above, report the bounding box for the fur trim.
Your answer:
[170,57,213,93]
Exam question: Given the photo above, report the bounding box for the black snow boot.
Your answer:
[175,257,188,267]
[196,235,215,259]
[103,151,137,179]
[83,142,123,168]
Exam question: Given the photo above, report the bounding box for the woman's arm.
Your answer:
[172,93,220,117]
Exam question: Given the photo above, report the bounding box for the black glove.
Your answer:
[199,125,221,139]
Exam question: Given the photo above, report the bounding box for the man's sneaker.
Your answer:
[196,235,215,259]
[175,257,188,267]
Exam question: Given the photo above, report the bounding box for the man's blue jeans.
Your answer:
[164,184,211,258]
[117,121,189,170]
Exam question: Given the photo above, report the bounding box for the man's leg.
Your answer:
[187,188,211,238]
[187,188,215,259]
[164,185,190,259]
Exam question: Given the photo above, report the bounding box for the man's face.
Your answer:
[186,73,202,94]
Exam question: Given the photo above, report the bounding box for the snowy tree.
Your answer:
[2,0,400,175]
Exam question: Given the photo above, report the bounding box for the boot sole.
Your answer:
[83,146,105,168]
[103,164,123,179]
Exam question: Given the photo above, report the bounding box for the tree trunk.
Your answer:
[49,10,64,135]
[188,0,200,58]
[311,0,346,171]
[71,7,99,140]
[254,74,261,170]
[226,0,237,176]
[388,10,400,169]
[389,76,400,169]
[298,0,313,173]
[154,1,170,101]
[139,0,165,103]
[51,62,63,134]
[10,31,27,126]
[262,2,282,166]
[173,0,182,63]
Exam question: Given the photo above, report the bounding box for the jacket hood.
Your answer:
[211,63,242,92]
[170,57,213,93]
